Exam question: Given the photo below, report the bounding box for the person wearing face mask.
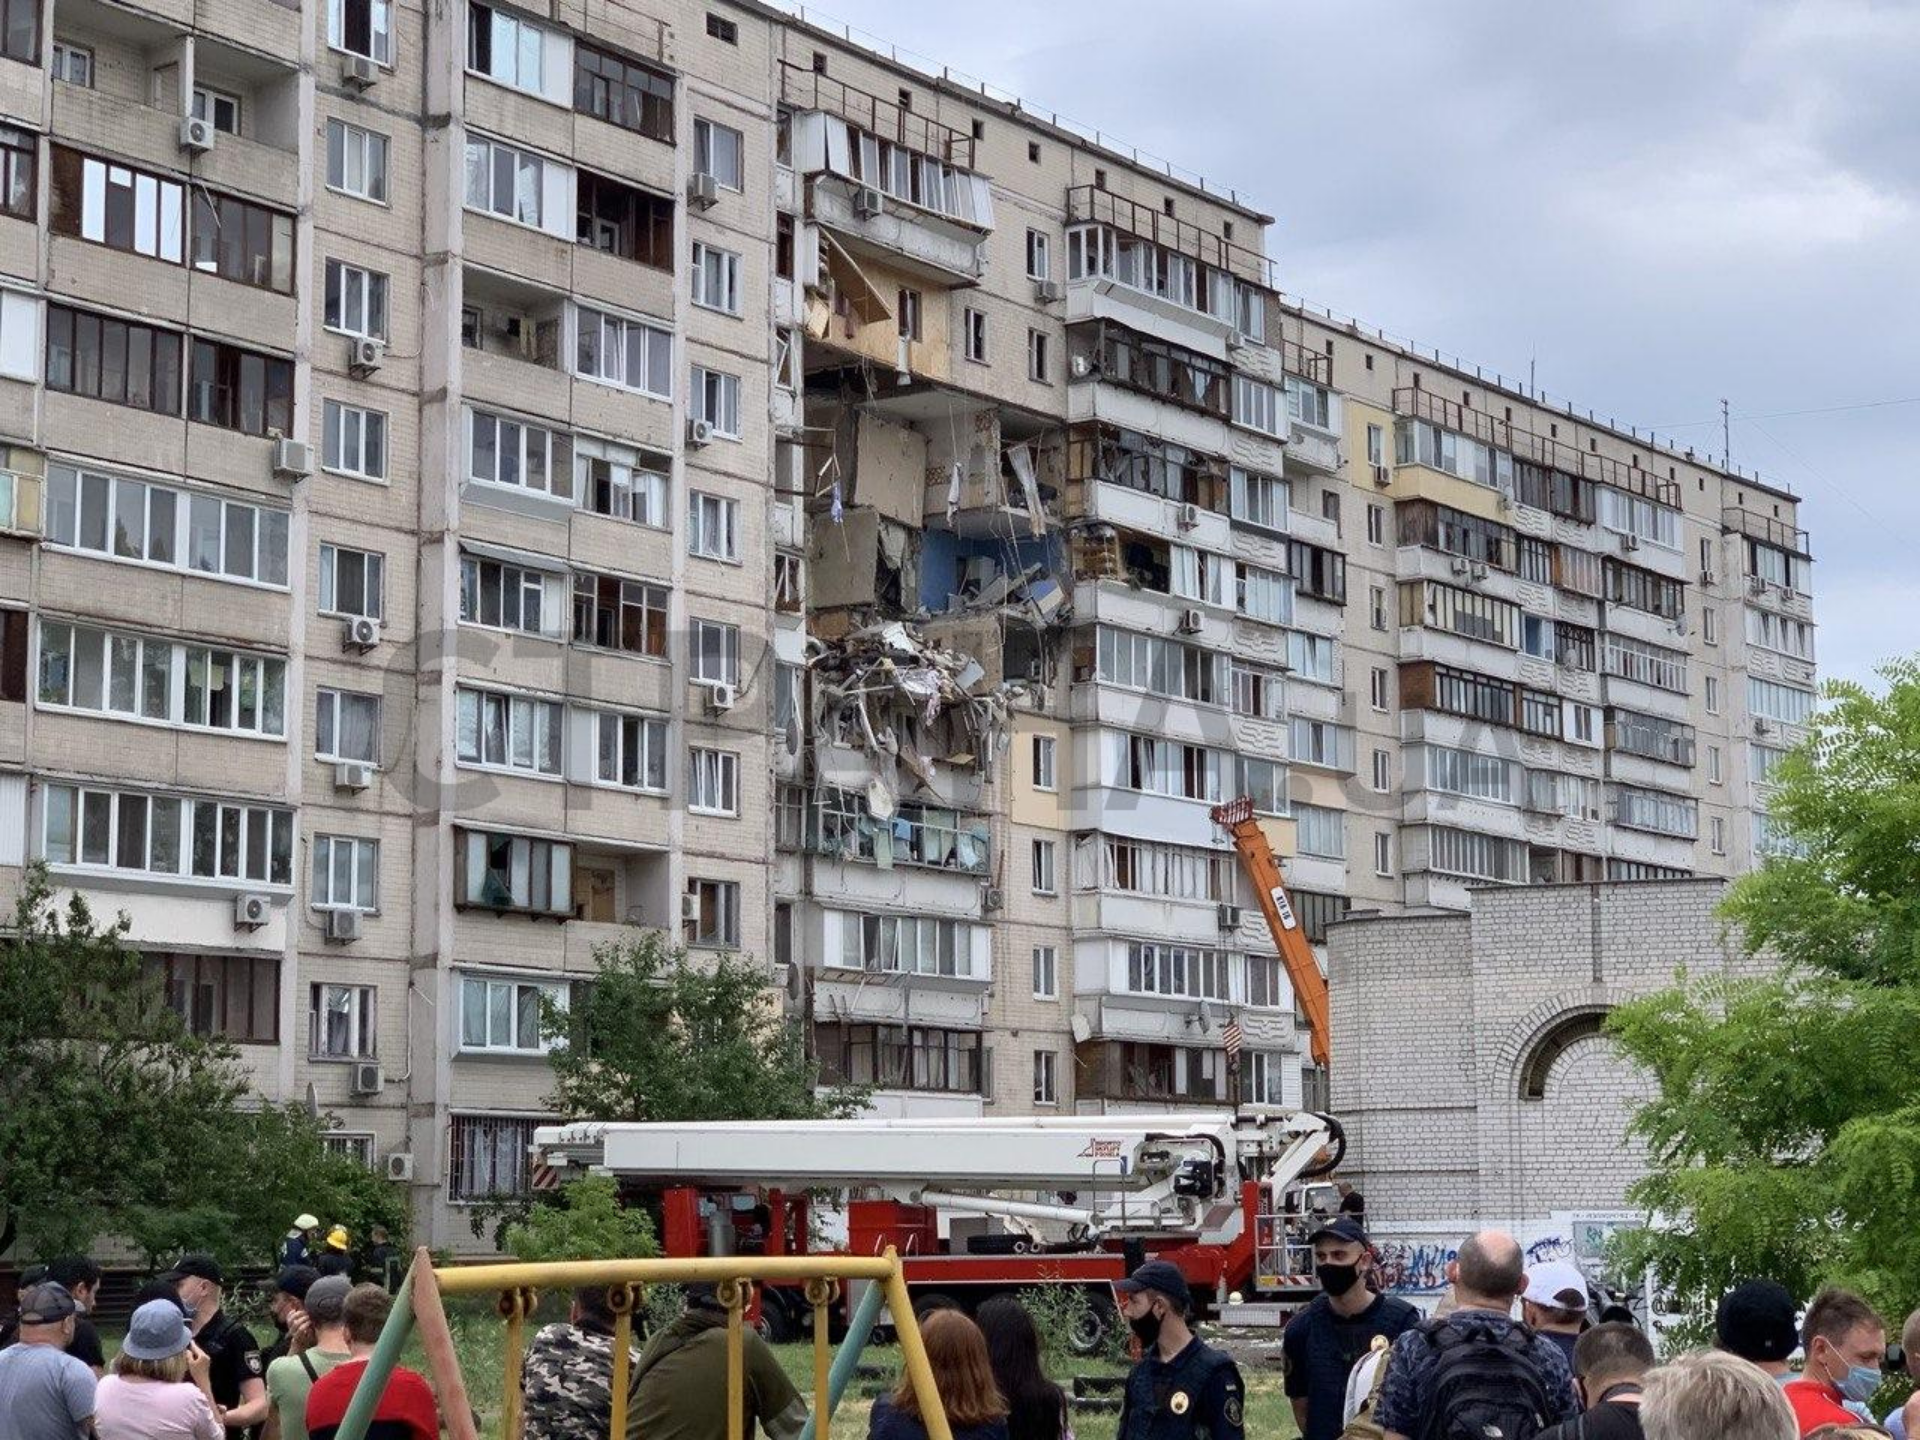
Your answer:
[1113,1259,1244,1440]
[1535,1323,1654,1440]
[1281,1218,1420,1440]
[166,1254,267,1436]
[1782,1288,1887,1437]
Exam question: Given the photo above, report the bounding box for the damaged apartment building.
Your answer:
[0,0,1814,1241]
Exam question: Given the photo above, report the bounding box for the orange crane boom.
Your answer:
[1211,797,1331,1071]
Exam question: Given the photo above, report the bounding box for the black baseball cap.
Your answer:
[1114,1259,1191,1310]
[1308,1217,1370,1248]
[167,1253,225,1286]
[16,1282,77,1324]
[275,1265,320,1300]
[1716,1279,1798,1363]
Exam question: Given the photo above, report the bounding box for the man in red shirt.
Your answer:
[1781,1287,1886,1438]
[303,1283,438,1440]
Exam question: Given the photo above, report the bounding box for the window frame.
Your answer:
[325,118,390,204]
[322,397,389,481]
[687,490,741,562]
[693,117,745,191]
[309,982,377,1060]
[687,747,740,817]
[318,543,385,620]
[314,685,381,765]
[310,833,380,913]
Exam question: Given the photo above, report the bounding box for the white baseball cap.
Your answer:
[1524,1259,1590,1311]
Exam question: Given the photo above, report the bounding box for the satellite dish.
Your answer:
[866,777,896,820]
[1069,1014,1092,1044]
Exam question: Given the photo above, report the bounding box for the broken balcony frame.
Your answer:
[1067,320,1232,421]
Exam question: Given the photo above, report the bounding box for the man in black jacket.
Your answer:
[1537,1323,1654,1440]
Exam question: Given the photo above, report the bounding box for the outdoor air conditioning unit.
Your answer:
[1748,575,1768,595]
[1216,903,1243,931]
[1450,557,1472,577]
[350,1061,382,1095]
[348,337,385,375]
[342,54,378,88]
[271,437,312,480]
[384,1152,415,1182]
[686,416,715,448]
[1034,279,1064,303]
[1470,561,1489,581]
[179,115,215,153]
[1753,717,1773,736]
[687,171,719,209]
[1699,569,1718,588]
[852,185,885,219]
[680,891,702,923]
[1496,493,1513,511]
[334,760,374,792]
[1620,533,1641,553]
[1176,502,1201,530]
[982,886,1005,912]
[233,892,271,929]
[704,682,737,714]
[343,615,381,651]
[1176,608,1204,635]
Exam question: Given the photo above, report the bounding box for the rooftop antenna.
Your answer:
[1721,397,1731,466]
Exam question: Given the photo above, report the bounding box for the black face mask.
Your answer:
[1128,1307,1164,1347]
[1317,1263,1362,1297]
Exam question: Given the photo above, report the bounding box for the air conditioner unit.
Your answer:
[325,907,363,943]
[704,682,736,714]
[1450,557,1472,577]
[852,185,885,219]
[1033,279,1064,303]
[686,416,715,448]
[179,115,215,153]
[680,890,702,923]
[1496,493,1513,511]
[1753,717,1773,736]
[1069,354,1094,380]
[1176,502,1200,530]
[1620,533,1641,552]
[271,437,311,480]
[1228,330,1250,349]
[687,171,719,209]
[1216,903,1243,931]
[1470,561,1489,581]
[1371,463,1391,487]
[350,1061,382,1095]
[342,54,378,88]
[334,760,374,792]
[384,1152,415,1182]
[233,892,271,929]
[1699,569,1718,588]
[348,337,385,375]
[982,886,1005,913]
[1176,608,1204,635]
[343,615,381,651]
[1748,575,1768,595]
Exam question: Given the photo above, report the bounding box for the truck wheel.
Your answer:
[1068,1289,1114,1356]
[755,1291,799,1344]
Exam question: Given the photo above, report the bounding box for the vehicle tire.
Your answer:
[1068,1287,1115,1357]
[755,1291,799,1344]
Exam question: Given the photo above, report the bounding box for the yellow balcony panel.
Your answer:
[1388,461,1509,522]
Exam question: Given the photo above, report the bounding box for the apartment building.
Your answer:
[0,0,1814,1247]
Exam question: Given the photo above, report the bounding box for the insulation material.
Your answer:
[922,408,1000,513]
[853,412,929,525]
[806,507,880,608]
[820,233,892,326]
[1007,442,1046,533]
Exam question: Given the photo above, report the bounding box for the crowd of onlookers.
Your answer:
[0,1222,1914,1440]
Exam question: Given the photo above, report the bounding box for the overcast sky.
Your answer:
[808,0,1919,689]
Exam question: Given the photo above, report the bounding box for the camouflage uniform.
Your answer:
[522,1322,640,1440]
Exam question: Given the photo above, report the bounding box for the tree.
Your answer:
[0,865,406,1267]
[542,932,867,1124]
[1608,660,1920,1328]
[504,1174,657,1262]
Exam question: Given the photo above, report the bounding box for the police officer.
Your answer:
[1115,1260,1245,1440]
[169,1253,267,1435]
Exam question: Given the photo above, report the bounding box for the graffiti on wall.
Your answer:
[1373,1215,1636,1296]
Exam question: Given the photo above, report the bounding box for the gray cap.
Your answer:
[122,1299,194,1361]
[303,1275,353,1325]
[15,1282,75,1325]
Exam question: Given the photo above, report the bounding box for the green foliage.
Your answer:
[1015,1284,1127,1365]
[1608,660,1920,1329]
[502,1174,658,1263]
[0,864,406,1267]
[542,932,867,1123]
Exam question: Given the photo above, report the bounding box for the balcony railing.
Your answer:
[1068,185,1274,289]
[1393,387,1681,507]
[1722,506,1811,557]
[1279,335,1331,387]
[780,61,975,168]
[808,790,992,875]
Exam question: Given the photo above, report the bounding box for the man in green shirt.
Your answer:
[632,1286,808,1440]
[263,1276,354,1440]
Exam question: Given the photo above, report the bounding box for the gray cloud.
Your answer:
[813,0,1920,686]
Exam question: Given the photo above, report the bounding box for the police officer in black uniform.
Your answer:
[1115,1259,1246,1440]
[169,1253,267,1434]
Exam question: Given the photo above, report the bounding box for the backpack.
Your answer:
[1339,1335,1394,1440]
[1412,1319,1558,1440]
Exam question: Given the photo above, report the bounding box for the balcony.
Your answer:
[1066,321,1235,459]
[1063,424,1229,527]
[459,265,569,414]
[803,786,992,876]
[1073,1038,1230,1107]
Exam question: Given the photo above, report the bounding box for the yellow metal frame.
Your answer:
[333,1247,950,1440]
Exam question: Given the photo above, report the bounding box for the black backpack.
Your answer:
[1412,1319,1558,1440]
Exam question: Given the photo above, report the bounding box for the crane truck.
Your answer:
[531,1106,1346,1345]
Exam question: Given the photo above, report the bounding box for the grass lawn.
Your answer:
[424,1301,1296,1440]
